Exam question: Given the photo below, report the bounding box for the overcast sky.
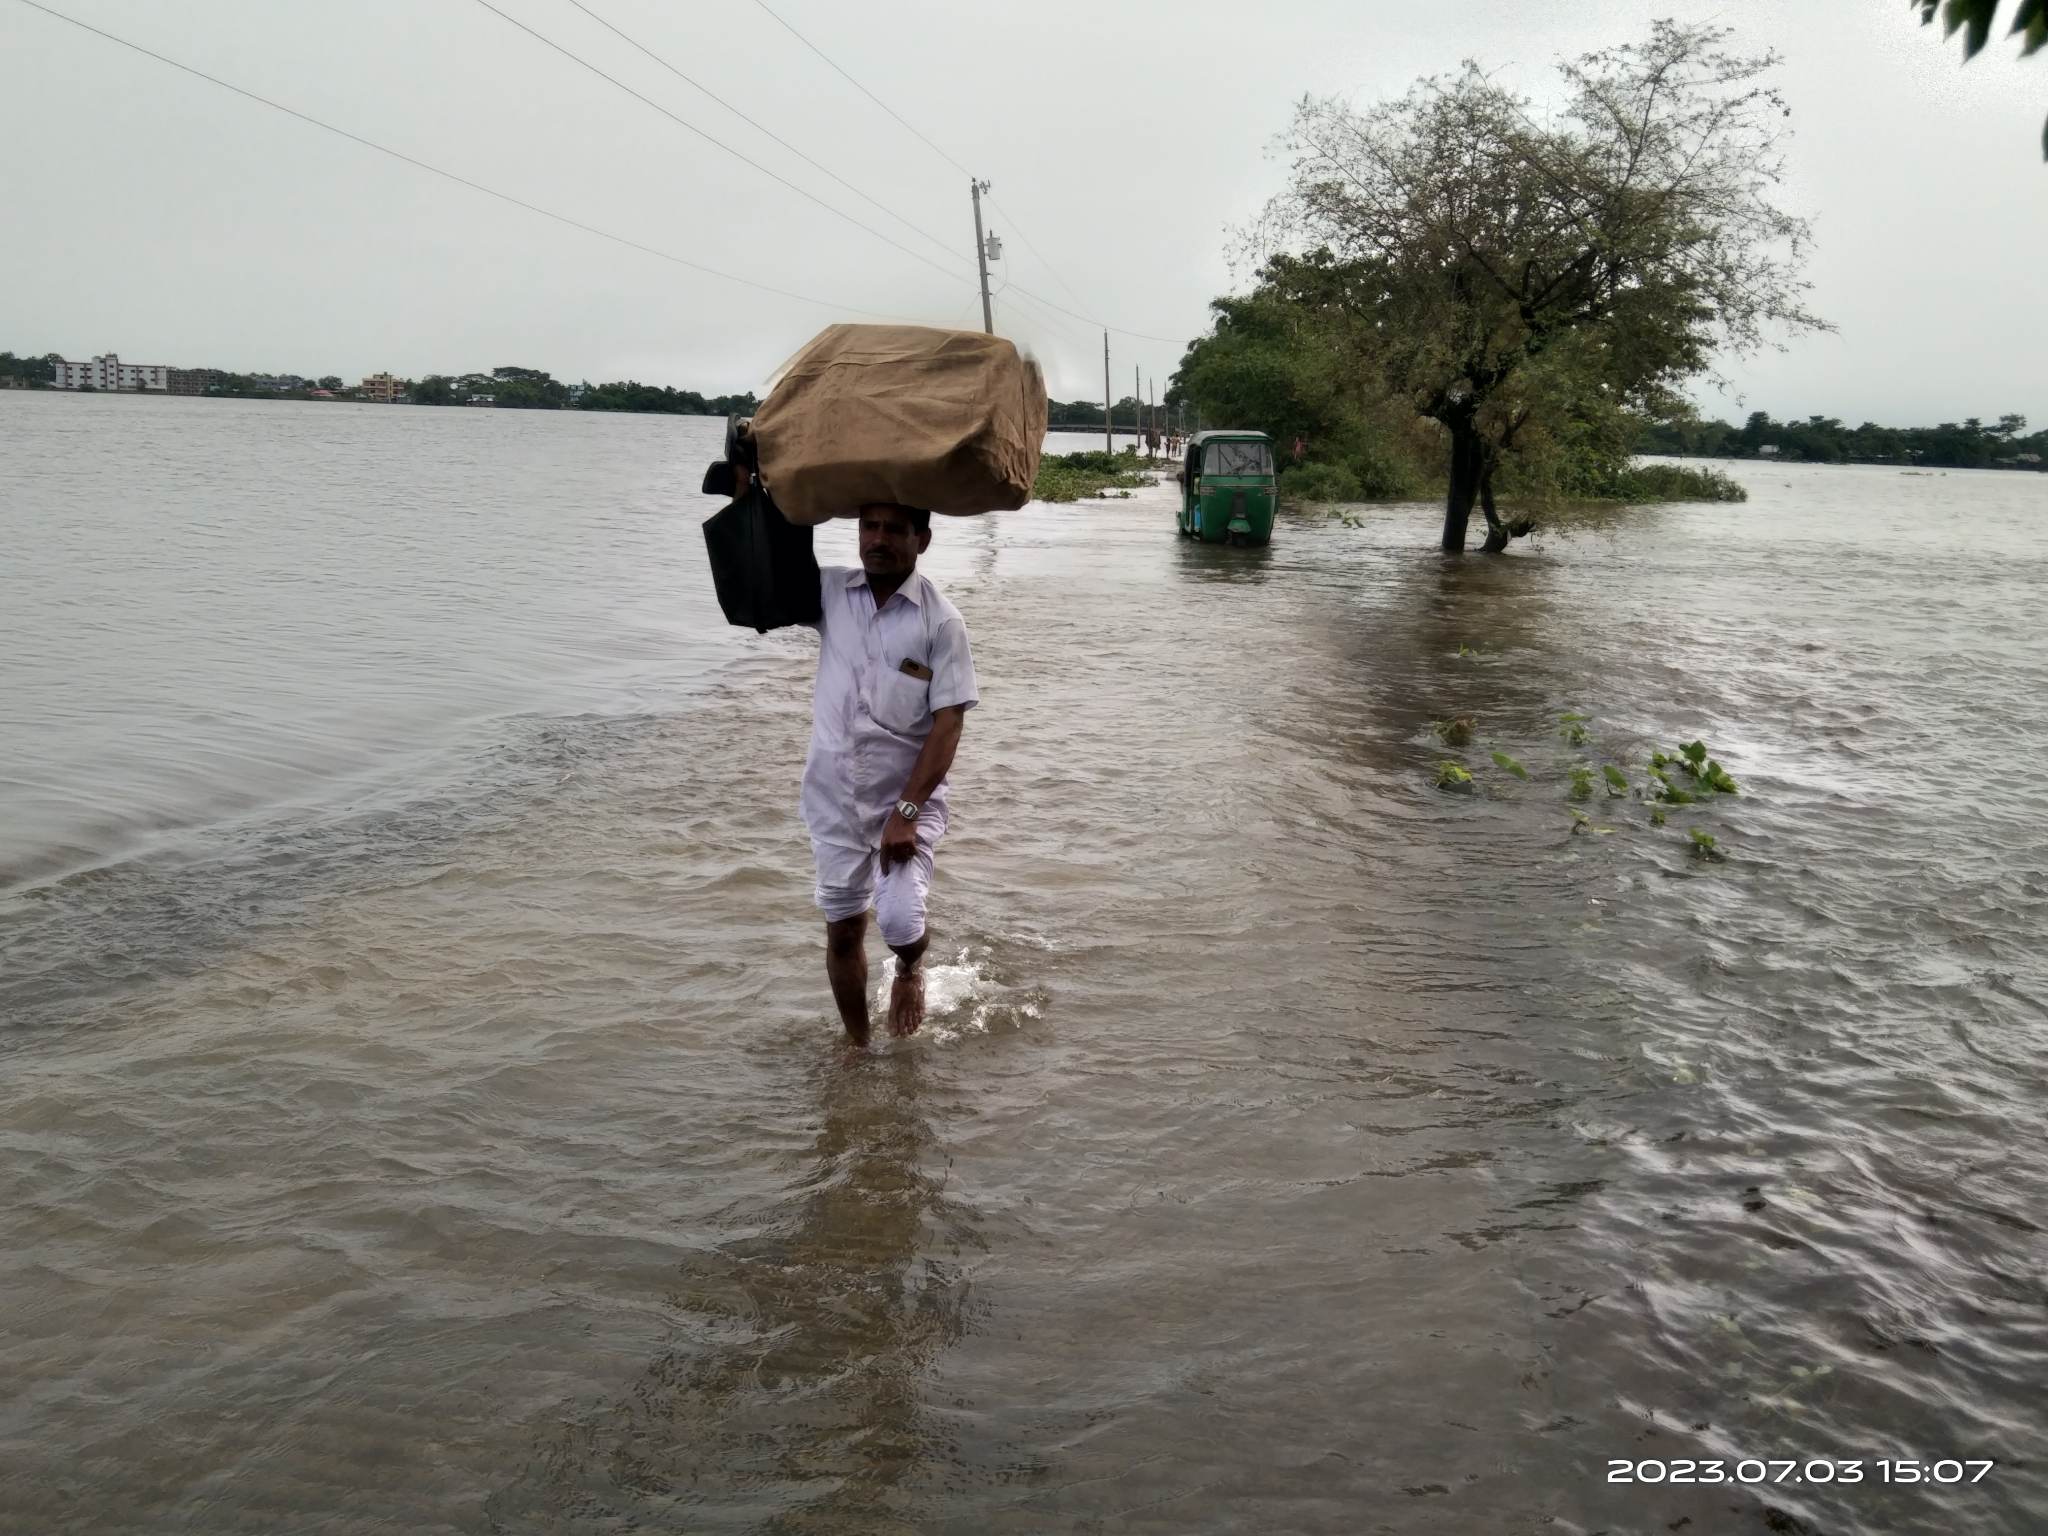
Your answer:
[6,0,2044,425]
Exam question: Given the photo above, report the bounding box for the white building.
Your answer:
[50,353,170,392]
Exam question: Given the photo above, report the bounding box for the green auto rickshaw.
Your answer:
[1176,430,1277,545]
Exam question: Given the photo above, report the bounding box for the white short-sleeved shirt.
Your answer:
[800,565,979,850]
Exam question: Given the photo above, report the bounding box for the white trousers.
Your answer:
[812,825,939,947]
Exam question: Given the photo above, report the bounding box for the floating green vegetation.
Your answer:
[1455,642,1490,659]
[1649,741,1739,800]
[1031,451,1153,503]
[1427,716,1735,857]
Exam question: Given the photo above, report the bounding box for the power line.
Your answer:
[999,282,1095,348]
[1005,281,1190,347]
[749,0,974,180]
[985,193,1092,314]
[559,0,964,267]
[738,2,1188,350]
[8,0,920,321]
[469,0,973,289]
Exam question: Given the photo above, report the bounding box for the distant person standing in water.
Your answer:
[803,504,978,1046]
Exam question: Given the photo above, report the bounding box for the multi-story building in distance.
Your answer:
[358,372,404,403]
[49,353,169,391]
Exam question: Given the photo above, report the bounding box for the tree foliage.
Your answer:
[0,351,57,384]
[1915,1,2048,157]
[1233,21,1824,550]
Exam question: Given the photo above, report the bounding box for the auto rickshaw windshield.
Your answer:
[1204,440,1274,474]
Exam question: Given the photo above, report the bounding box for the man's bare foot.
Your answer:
[887,964,925,1037]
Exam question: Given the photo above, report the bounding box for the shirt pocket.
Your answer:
[871,664,931,735]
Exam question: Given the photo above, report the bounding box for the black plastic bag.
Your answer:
[701,454,820,634]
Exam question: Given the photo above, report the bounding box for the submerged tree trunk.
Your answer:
[1477,457,1536,555]
[1441,418,1483,553]
[1479,466,1508,554]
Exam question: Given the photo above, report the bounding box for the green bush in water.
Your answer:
[1045,449,1142,474]
[1611,462,1747,504]
[1280,462,1365,505]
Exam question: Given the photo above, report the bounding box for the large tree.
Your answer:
[1250,21,1824,552]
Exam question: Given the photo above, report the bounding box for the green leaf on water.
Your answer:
[1435,760,1473,790]
[1568,766,1594,801]
[1602,764,1629,795]
[1680,740,1708,769]
[1650,806,1668,827]
[1491,750,1528,780]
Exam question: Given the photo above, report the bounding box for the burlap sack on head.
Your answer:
[751,324,1047,525]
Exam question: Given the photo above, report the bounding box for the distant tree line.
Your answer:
[1047,396,1153,430]
[412,366,756,415]
[1639,411,2046,468]
[574,379,760,416]
[0,351,59,384]
[3,350,754,414]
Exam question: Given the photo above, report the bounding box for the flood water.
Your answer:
[4,392,2048,1534]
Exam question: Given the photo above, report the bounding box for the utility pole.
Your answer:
[970,179,993,334]
[1134,365,1141,442]
[1102,332,1112,456]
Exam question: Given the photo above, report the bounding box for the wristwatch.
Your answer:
[895,799,921,822]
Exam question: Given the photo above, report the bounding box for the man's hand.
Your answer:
[879,809,918,873]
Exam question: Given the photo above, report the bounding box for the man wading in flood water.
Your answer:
[804,504,978,1045]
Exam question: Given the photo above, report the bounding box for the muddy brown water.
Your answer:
[5,394,2048,1533]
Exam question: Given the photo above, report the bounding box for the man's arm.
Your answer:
[878,705,966,870]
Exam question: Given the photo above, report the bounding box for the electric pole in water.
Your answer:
[1135,365,1142,443]
[1103,332,1112,456]
[970,179,994,334]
